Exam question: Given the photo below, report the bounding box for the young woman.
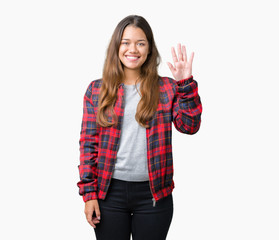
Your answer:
[77,15,202,240]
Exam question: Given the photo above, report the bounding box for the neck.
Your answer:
[123,68,141,84]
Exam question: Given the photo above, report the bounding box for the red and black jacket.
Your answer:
[77,75,202,203]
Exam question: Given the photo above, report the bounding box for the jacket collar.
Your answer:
[118,82,124,88]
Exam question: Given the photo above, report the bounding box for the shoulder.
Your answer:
[88,78,102,90]
[83,78,102,103]
[85,78,102,94]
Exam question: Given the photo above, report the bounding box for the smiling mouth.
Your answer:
[125,55,140,61]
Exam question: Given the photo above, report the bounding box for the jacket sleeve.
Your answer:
[172,75,202,134]
[77,82,99,202]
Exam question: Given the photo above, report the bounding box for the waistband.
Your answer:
[111,177,150,185]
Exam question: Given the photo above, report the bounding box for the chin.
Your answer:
[122,62,142,70]
[124,66,141,71]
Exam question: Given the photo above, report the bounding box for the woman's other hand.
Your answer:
[84,199,101,228]
[167,43,194,81]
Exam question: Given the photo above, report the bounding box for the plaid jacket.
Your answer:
[77,75,202,203]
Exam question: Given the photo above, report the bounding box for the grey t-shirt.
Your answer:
[111,82,149,181]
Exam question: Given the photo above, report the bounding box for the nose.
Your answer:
[129,43,138,53]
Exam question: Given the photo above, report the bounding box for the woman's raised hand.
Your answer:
[167,43,194,81]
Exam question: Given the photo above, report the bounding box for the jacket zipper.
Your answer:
[146,127,156,207]
[149,179,156,207]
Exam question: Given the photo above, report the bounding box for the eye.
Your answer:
[122,42,129,45]
[138,43,145,46]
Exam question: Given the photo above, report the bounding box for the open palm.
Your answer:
[167,43,194,81]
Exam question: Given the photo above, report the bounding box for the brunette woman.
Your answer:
[77,15,202,240]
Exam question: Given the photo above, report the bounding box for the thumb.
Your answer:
[167,62,175,73]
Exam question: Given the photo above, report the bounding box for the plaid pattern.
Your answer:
[77,75,202,202]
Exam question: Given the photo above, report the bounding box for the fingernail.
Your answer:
[97,216,101,220]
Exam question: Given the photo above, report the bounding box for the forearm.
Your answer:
[172,76,203,134]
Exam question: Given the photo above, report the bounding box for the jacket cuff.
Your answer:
[176,75,194,86]
[83,192,98,202]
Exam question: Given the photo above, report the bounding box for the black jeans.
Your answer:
[94,178,173,240]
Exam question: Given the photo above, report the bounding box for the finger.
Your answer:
[86,214,96,228]
[182,45,187,63]
[167,62,175,73]
[92,218,100,224]
[177,43,183,61]
[189,52,194,64]
[94,204,101,220]
[171,46,178,63]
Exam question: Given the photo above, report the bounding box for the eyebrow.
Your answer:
[121,39,146,42]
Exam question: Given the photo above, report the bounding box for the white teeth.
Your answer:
[126,56,139,60]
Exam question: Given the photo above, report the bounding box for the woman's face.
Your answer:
[118,25,149,72]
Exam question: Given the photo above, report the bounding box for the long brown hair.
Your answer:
[97,15,161,128]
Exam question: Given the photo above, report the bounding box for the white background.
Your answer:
[0,0,278,239]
